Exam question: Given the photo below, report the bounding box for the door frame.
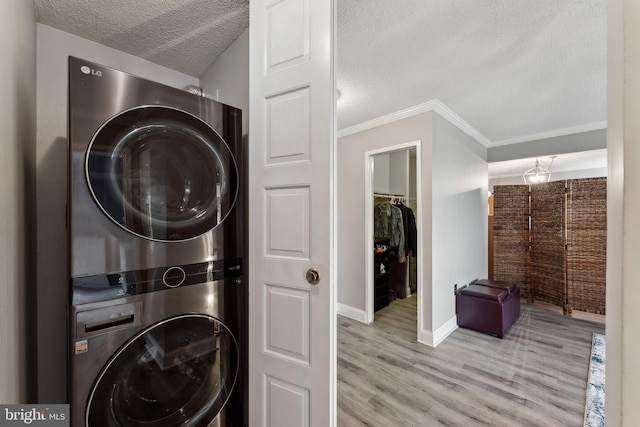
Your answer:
[364,140,423,327]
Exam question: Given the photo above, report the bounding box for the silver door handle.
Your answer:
[306,268,320,285]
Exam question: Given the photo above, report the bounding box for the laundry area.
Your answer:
[10,3,252,424]
[66,58,246,426]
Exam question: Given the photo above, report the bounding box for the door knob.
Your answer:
[306,268,320,285]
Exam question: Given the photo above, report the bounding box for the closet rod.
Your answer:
[373,192,406,199]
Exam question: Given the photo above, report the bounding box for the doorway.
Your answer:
[364,141,422,333]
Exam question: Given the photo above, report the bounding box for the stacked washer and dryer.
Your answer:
[67,57,246,427]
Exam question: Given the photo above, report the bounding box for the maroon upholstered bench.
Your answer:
[456,280,520,338]
[471,279,521,321]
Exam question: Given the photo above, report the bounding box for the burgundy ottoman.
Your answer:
[456,281,520,338]
[470,279,521,321]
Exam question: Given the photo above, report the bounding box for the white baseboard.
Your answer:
[418,315,458,348]
[336,303,368,324]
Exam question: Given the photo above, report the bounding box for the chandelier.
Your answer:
[523,157,554,185]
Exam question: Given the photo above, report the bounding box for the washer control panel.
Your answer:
[71,258,243,305]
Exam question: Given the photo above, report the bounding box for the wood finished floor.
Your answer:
[337,296,605,427]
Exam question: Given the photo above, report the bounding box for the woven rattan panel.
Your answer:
[530,181,567,309]
[567,178,607,314]
[492,185,530,298]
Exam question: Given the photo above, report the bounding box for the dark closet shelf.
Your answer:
[374,237,390,312]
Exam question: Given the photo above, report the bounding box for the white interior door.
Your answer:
[249,0,335,426]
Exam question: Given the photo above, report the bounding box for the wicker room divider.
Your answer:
[492,185,531,300]
[530,181,567,311]
[493,178,606,315]
[567,178,607,314]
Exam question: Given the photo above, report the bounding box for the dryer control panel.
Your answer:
[71,258,243,305]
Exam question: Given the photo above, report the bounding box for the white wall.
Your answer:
[36,24,199,403]
[431,114,488,331]
[0,0,35,403]
[200,28,249,138]
[608,1,640,424]
[337,113,433,318]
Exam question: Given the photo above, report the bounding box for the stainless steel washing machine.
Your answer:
[69,277,246,427]
[68,56,243,292]
[67,57,246,426]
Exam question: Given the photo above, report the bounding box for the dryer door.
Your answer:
[87,315,238,427]
[86,106,238,242]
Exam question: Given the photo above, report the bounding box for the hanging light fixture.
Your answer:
[523,157,554,185]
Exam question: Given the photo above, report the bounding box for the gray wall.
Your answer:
[337,111,488,341]
[35,24,199,403]
[200,28,249,138]
[431,114,488,330]
[487,128,606,162]
[373,153,391,194]
[0,0,36,403]
[337,113,433,316]
[199,28,250,291]
[389,150,410,196]
[372,150,410,196]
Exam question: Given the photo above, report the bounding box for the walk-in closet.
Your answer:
[371,148,418,315]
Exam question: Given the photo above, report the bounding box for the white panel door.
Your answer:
[249,0,335,426]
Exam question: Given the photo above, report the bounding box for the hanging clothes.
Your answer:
[374,201,405,259]
[396,201,417,257]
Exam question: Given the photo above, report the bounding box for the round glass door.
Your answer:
[87,315,238,427]
[86,106,238,241]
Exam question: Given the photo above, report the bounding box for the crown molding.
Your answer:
[490,121,607,147]
[337,99,491,147]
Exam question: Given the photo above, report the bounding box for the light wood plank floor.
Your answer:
[337,296,605,427]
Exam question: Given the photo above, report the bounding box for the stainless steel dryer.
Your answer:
[68,56,243,296]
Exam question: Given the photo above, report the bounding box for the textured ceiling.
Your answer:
[35,0,249,77]
[35,0,606,156]
[337,0,607,144]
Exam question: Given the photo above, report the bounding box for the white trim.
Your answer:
[338,102,607,150]
[418,315,458,348]
[338,99,491,147]
[417,329,434,347]
[364,140,423,334]
[364,153,375,324]
[414,144,424,347]
[490,121,608,147]
[330,1,338,424]
[336,303,368,323]
[431,102,490,147]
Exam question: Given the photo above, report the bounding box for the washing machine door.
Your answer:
[86,106,238,242]
[87,315,238,427]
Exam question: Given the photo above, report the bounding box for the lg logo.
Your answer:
[81,65,102,77]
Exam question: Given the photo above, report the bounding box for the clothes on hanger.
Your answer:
[395,201,417,257]
[374,201,405,259]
